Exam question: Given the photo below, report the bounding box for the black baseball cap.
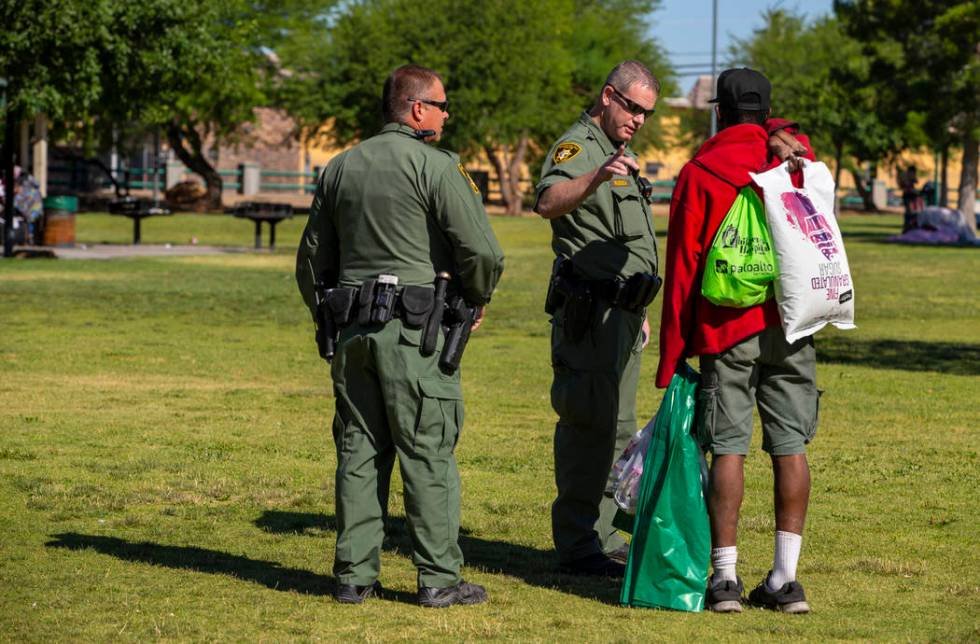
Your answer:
[708,68,771,111]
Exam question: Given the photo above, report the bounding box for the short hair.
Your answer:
[605,60,661,96]
[382,64,443,123]
[718,105,768,128]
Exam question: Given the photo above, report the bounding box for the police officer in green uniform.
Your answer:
[535,61,661,576]
[296,64,504,607]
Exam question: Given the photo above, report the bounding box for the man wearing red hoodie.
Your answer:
[657,68,818,614]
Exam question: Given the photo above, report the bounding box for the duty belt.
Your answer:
[592,273,662,313]
[312,273,475,374]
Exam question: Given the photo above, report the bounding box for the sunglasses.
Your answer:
[408,97,449,112]
[608,86,655,118]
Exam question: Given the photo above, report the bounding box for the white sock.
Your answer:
[768,530,802,590]
[710,546,738,583]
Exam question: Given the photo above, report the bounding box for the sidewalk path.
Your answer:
[17,244,252,260]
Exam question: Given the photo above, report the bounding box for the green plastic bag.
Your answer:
[619,364,710,612]
[701,186,776,307]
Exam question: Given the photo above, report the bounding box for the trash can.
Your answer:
[42,195,78,247]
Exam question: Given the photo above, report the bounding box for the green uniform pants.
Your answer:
[330,319,464,589]
[550,304,644,563]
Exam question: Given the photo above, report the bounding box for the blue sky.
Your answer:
[648,0,834,93]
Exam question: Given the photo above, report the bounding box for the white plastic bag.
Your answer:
[751,160,856,342]
[612,415,656,514]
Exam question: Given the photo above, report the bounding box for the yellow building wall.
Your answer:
[300,113,970,203]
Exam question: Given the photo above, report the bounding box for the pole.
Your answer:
[152,130,160,207]
[709,0,718,138]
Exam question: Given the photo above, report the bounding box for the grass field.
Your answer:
[1,211,978,641]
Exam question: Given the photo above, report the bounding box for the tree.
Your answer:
[289,0,670,214]
[94,1,268,209]
[731,10,904,211]
[835,0,980,229]
[77,1,329,210]
[0,0,114,255]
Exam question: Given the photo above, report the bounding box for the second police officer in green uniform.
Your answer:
[296,64,504,607]
[535,61,662,576]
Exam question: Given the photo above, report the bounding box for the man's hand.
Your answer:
[641,316,651,350]
[470,306,485,332]
[767,129,808,173]
[596,144,639,183]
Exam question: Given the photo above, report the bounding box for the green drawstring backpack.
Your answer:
[701,186,776,307]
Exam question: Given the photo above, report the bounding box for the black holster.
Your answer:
[439,296,477,374]
[544,256,568,315]
[547,257,594,343]
[315,286,357,362]
[556,276,594,343]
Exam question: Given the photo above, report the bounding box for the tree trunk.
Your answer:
[831,143,845,215]
[504,133,528,215]
[3,107,16,257]
[940,142,949,208]
[484,135,528,216]
[956,125,978,234]
[166,120,223,210]
[850,167,877,212]
[484,144,511,211]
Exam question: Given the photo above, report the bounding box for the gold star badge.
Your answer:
[553,142,582,165]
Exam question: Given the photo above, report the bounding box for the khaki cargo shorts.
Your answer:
[696,327,820,456]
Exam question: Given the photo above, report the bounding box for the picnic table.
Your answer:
[108,197,172,244]
[229,202,294,250]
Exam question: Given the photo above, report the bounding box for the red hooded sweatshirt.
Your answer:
[655,121,814,388]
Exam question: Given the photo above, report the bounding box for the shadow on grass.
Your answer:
[44,532,416,604]
[818,337,980,376]
[255,511,621,604]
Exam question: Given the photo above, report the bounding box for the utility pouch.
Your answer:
[324,287,356,328]
[558,277,593,343]
[370,274,399,324]
[624,272,662,311]
[357,279,377,326]
[399,285,435,328]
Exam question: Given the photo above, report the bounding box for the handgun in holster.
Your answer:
[439,296,477,374]
[546,257,593,343]
[545,256,578,315]
[312,277,335,362]
[313,282,356,363]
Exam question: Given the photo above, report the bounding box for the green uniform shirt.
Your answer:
[536,112,658,281]
[297,123,504,312]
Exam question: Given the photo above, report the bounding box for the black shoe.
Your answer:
[418,580,488,608]
[748,573,810,614]
[605,544,630,566]
[334,581,382,604]
[706,575,744,613]
[559,552,626,577]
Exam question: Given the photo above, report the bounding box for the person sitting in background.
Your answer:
[899,165,920,233]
